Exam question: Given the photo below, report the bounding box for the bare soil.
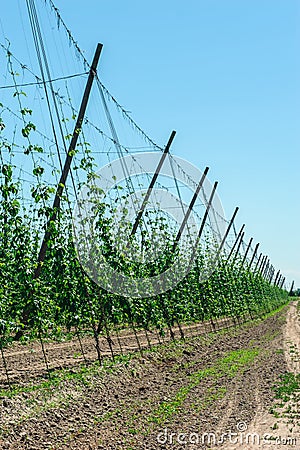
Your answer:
[219,301,300,450]
[0,302,298,450]
[0,317,234,386]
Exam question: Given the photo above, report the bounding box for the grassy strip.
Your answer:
[148,348,260,425]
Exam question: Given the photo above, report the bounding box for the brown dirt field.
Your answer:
[0,317,235,386]
[0,301,298,450]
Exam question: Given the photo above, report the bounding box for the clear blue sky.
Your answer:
[1,0,299,288]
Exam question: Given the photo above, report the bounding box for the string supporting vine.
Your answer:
[0,5,291,388]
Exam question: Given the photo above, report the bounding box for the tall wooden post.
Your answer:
[268,265,275,283]
[130,131,176,238]
[34,43,103,279]
[241,237,253,268]
[18,44,103,338]
[277,274,282,287]
[226,224,245,263]
[232,231,244,264]
[263,259,270,280]
[196,182,218,244]
[274,270,280,286]
[214,206,239,262]
[249,243,259,270]
[258,255,267,275]
[253,252,262,274]
[172,167,209,252]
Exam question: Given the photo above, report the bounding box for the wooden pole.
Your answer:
[273,270,280,286]
[130,130,176,237]
[172,166,209,252]
[215,206,239,262]
[34,43,103,279]
[226,224,245,263]
[17,44,103,339]
[249,243,259,270]
[253,252,262,273]
[289,280,295,296]
[241,237,253,268]
[262,259,270,280]
[258,255,267,275]
[260,256,268,276]
[280,277,286,289]
[232,231,244,264]
[196,182,218,244]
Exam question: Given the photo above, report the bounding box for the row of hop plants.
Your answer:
[0,156,289,349]
[0,84,289,349]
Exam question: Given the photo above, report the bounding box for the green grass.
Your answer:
[269,371,300,427]
[273,373,300,403]
[148,348,260,425]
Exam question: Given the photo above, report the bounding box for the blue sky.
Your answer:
[1,0,299,288]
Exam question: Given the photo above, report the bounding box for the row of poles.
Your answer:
[0,40,291,389]
[32,42,288,295]
[30,42,289,349]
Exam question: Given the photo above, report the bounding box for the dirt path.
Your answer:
[217,301,300,450]
[0,302,298,450]
[284,301,300,373]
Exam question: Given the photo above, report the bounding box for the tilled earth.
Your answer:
[0,317,234,386]
[0,305,297,450]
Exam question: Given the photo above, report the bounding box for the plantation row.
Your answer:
[0,160,288,349]
[0,83,288,350]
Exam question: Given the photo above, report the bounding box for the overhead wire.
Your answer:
[1,0,285,286]
[0,71,88,90]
